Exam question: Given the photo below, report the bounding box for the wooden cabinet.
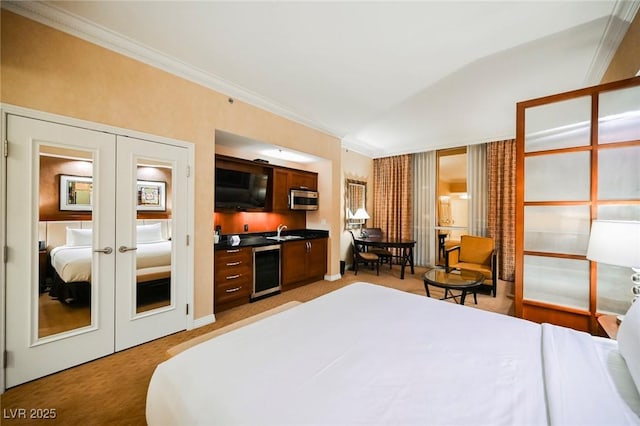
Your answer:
[290,170,317,190]
[271,168,318,211]
[214,247,253,312]
[272,168,291,211]
[215,154,318,212]
[282,238,327,289]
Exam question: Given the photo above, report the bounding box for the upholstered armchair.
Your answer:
[445,235,498,297]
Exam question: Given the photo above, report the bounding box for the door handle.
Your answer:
[118,246,138,253]
[94,247,113,254]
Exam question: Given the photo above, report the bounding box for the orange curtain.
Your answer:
[372,155,413,241]
[487,139,516,282]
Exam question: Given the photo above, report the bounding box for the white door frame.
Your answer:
[0,104,195,393]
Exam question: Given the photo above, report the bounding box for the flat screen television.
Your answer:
[215,167,269,210]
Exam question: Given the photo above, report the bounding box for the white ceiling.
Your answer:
[5,1,639,158]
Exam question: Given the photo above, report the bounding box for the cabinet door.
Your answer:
[290,171,317,190]
[281,240,309,286]
[272,169,290,211]
[307,239,328,279]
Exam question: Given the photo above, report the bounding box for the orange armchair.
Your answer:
[445,235,498,297]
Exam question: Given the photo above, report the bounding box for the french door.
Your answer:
[5,114,190,387]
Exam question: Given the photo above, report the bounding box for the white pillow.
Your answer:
[137,223,163,243]
[618,299,640,395]
[66,228,92,247]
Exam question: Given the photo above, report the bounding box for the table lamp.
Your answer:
[586,220,640,308]
[352,208,370,237]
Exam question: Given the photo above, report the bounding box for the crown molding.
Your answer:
[1,1,342,141]
[584,0,640,85]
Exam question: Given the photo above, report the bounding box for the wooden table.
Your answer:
[354,236,416,279]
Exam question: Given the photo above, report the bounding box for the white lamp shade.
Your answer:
[352,208,370,220]
[346,209,354,219]
[586,220,640,268]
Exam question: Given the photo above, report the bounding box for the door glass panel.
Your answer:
[436,148,467,265]
[596,264,633,315]
[135,159,172,314]
[598,146,640,200]
[597,204,640,221]
[523,255,589,310]
[599,85,640,144]
[524,96,591,152]
[524,151,590,201]
[596,204,640,315]
[524,205,590,255]
[38,145,93,338]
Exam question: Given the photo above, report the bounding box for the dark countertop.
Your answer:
[214,229,329,250]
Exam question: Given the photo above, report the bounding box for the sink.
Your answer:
[266,235,304,241]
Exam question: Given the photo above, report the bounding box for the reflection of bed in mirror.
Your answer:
[42,221,172,304]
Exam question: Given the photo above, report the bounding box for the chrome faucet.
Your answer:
[277,224,287,238]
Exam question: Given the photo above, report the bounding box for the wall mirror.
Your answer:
[345,179,367,230]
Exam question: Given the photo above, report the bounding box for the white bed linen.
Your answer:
[592,336,640,418]
[147,282,551,425]
[541,324,640,425]
[50,240,171,282]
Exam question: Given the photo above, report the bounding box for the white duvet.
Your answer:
[147,283,640,425]
[145,282,639,425]
[50,240,171,283]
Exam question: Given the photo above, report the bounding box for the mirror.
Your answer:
[345,179,367,229]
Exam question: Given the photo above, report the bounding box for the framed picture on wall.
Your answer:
[60,175,93,211]
[137,180,166,211]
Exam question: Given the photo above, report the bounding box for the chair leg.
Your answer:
[376,259,380,276]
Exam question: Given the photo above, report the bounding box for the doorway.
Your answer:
[436,147,468,265]
[4,113,193,388]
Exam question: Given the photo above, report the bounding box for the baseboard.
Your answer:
[192,313,215,330]
[324,273,342,282]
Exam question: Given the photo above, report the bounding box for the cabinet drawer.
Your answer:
[214,264,252,284]
[215,247,252,264]
[215,275,252,305]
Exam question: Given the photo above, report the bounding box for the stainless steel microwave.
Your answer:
[289,189,319,210]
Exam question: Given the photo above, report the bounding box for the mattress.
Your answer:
[50,240,171,283]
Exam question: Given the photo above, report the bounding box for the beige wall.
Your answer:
[341,148,374,266]
[0,11,343,320]
[601,11,640,83]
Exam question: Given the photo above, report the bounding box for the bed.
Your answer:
[146,282,640,425]
[48,223,172,303]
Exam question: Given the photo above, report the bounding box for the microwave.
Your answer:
[289,189,319,210]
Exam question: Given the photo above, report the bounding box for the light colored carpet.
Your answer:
[0,266,514,425]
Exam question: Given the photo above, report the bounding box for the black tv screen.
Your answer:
[215,168,269,210]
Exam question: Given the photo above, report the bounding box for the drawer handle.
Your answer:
[226,274,241,280]
[226,261,241,266]
[226,249,240,253]
[225,286,242,293]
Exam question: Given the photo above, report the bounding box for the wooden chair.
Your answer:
[362,227,394,269]
[349,230,380,275]
[445,235,498,297]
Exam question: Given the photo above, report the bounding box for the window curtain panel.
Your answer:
[413,151,436,266]
[373,155,413,248]
[467,143,488,236]
[487,139,516,282]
